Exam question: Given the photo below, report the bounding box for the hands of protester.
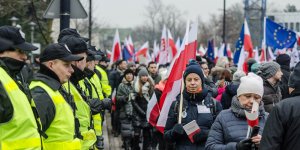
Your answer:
[219,79,225,88]
[173,124,185,136]
[236,138,253,150]
[251,134,261,145]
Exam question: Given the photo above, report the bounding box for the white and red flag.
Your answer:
[148,22,198,133]
[135,42,149,62]
[158,25,168,65]
[167,29,177,59]
[110,29,122,65]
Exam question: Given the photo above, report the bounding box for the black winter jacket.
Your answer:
[221,82,240,109]
[261,89,300,150]
[109,68,123,91]
[279,65,290,99]
[164,90,222,150]
[262,79,282,113]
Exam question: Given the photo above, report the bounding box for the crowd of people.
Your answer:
[1,24,300,150]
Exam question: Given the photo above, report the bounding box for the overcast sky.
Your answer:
[86,0,300,28]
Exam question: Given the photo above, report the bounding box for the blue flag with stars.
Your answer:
[205,39,215,61]
[266,18,297,49]
[234,24,244,64]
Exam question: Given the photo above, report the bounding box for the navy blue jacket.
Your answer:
[164,91,222,150]
[205,109,268,150]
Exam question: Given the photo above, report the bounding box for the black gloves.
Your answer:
[89,98,103,114]
[173,124,185,137]
[102,98,112,110]
[192,129,208,143]
[236,138,253,150]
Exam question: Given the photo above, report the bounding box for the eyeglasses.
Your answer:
[202,68,209,70]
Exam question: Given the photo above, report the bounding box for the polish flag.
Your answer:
[245,99,259,137]
[167,29,177,59]
[235,19,254,72]
[175,37,181,52]
[226,43,232,58]
[158,25,168,65]
[197,44,206,56]
[155,22,198,133]
[217,43,226,59]
[244,19,254,58]
[152,40,159,62]
[254,47,260,63]
[128,35,134,52]
[106,50,111,59]
[135,42,149,61]
[148,24,189,126]
[110,29,122,65]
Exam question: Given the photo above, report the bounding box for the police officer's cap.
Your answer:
[59,36,88,54]
[40,43,83,63]
[58,28,89,42]
[0,26,37,51]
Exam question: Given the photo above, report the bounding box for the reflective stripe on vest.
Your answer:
[90,72,105,100]
[63,82,96,149]
[78,78,103,136]
[29,81,80,150]
[95,65,112,97]
[0,67,41,150]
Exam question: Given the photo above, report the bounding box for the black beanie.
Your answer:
[288,62,300,89]
[183,63,205,87]
[276,54,291,67]
[124,69,134,76]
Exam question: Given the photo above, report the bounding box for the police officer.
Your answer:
[94,50,112,98]
[30,43,83,149]
[60,35,110,149]
[0,26,42,150]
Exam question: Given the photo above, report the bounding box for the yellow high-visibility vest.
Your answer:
[63,82,96,150]
[0,67,41,150]
[30,81,81,150]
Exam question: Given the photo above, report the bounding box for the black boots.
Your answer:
[95,136,104,149]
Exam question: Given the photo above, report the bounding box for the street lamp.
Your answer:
[28,21,36,43]
[9,16,19,26]
[28,21,36,64]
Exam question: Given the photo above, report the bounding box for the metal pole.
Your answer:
[222,0,226,43]
[88,0,92,45]
[60,0,70,31]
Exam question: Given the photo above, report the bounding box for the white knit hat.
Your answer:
[237,73,264,97]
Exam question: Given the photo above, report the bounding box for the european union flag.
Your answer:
[205,39,215,61]
[234,24,244,64]
[122,46,132,61]
[266,18,297,49]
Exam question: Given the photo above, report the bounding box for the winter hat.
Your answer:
[127,62,135,68]
[138,68,149,77]
[237,73,264,97]
[183,63,205,87]
[216,57,229,68]
[276,54,291,67]
[288,62,300,89]
[258,62,281,79]
[233,70,246,82]
[250,63,260,74]
[124,69,134,76]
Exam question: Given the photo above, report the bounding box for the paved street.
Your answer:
[103,112,122,150]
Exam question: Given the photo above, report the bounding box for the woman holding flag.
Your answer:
[205,73,268,150]
[164,61,222,150]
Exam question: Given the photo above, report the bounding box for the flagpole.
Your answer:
[178,72,185,124]
[263,17,267,61]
